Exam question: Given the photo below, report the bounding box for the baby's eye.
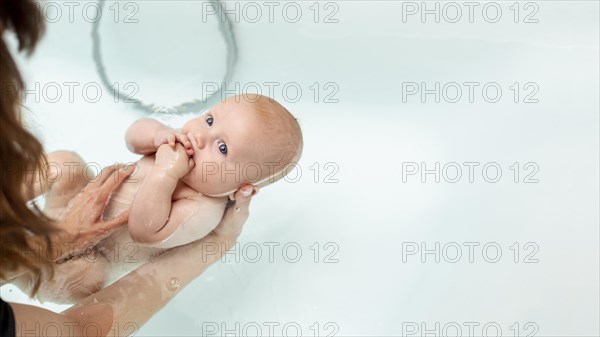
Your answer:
[206,116,214,126]
[218,142,228,155]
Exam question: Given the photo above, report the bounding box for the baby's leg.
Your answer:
[14,151,108,303]
[39,247,110,304]
[13,248,110,304]
[39,151,93,218]
[25,151,88,202]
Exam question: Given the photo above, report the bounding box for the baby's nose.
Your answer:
[190,131,206,149]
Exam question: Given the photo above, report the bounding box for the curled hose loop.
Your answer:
[91,0,237,115]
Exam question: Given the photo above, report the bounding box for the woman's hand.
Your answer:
[52,165,135,261]
[197,184,259,261]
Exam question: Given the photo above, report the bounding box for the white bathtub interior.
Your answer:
[1,1,599,336]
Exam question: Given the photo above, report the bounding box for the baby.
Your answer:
[16,94,303,303]
[112,93,303,248]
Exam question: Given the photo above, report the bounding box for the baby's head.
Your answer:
[180,94,303,198]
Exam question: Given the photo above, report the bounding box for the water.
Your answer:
[1,1,598,336]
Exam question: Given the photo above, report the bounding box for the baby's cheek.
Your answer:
[191,165,207,183]
[181,165,203,191]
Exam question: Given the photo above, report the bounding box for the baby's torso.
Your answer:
[97,155,228,283]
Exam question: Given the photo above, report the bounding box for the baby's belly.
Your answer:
[102,186,136,220]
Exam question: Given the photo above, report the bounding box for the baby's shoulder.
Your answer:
[173,183,228,207]
[190,194,229,210]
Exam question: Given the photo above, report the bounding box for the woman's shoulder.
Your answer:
[0,297,16,337]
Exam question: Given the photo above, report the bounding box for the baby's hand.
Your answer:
[153,130,194,156]
[154,143,195,180]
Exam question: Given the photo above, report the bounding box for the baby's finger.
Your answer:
[176,133,192,148]
[78,209,129,245]
[168,135,176,147]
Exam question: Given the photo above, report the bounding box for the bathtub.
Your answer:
[1,0,598,336]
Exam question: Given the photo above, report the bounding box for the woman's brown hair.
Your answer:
[0,0,57,295]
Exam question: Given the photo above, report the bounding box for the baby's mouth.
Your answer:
[188,131,201,160]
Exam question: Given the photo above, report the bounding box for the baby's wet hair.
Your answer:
[238,94,303,188]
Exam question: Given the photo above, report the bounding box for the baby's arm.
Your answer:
[128,143,226,247]
[125,118,171,155]
[125,118,193,155]
[128,143,193,243]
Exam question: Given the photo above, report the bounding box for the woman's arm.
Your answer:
[0,165,134,283]
[9,185,257,337]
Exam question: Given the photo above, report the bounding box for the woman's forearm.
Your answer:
[8,237,229,337]
[62,189,250,336]
[65,235,230,336]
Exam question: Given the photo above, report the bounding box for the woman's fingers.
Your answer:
[212,185,258,240]
[101,208,130,231]
[83,165,117,190]
[234,185,258,211]
[228,184,259,201]
[80,209,130,240]
[70,164,133,223]
[87,166,134,223]
[96,165,135,202]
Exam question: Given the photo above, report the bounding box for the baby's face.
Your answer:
[180,98,274,196]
